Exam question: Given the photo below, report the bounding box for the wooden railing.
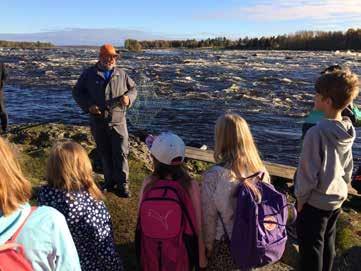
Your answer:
[185,146,359,195]
[185,146,296,180]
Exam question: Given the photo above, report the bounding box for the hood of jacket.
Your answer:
[318,117,355,153]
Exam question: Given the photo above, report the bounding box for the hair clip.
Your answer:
[145,134,155,149]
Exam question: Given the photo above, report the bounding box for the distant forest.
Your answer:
[125,28,361,51]
[0,40,54,49]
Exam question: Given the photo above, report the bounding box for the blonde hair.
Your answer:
[46,141,102,200]
[214,113,270,201]
[0,137,31,216]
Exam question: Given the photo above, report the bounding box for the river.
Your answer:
[1,47,361,166]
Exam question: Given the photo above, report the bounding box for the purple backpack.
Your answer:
[223,172,289,269]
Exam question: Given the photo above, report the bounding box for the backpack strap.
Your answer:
[0,243,25,254]
[169,187,197,236]
[237,171,264,202]
[216,212,230,243]
[8,207,37,243]
[242,171,264,181]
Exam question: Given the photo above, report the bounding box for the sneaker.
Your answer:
[116,183,131,198]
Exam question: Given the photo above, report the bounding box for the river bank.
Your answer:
[3,122,361,270]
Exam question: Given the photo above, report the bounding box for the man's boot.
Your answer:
[100,182,116,193]
[117,183,131,198]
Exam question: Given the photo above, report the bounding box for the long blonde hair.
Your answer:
[0,137,31,216]
[46,141,102,200]
[214,113,270,201]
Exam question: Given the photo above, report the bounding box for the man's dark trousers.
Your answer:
[91,119,129,190]
[296,203,341,271]
[0,91,7,131]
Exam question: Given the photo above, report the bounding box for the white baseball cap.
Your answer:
[150,132,185,165]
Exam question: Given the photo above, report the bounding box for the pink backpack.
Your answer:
[135,180,199,271]
[0,207,37,271]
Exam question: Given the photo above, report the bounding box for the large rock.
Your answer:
[4,123,153,171]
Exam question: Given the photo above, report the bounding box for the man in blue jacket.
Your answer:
[73,44,137,197]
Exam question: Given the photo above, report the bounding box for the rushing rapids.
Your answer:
[1,47,361,165]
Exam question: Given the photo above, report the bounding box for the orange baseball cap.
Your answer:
[99,44,118,56]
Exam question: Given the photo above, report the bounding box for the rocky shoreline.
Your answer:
[3,123,361,270]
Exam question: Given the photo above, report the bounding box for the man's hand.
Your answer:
[120,95,130,107]
[89,105,101,115]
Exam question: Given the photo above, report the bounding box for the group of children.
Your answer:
[0,66,359,271]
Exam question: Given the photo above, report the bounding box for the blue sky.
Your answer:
[0,0,361,44]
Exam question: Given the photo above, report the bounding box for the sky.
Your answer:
[0,0,361,45]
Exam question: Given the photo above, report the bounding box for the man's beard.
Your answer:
[99,61,115,70]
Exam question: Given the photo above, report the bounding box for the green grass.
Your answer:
[336,210,361,254]
[105,158,150,270]
[17,145,48,191]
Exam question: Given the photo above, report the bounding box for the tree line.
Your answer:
[125,28,361,51]
[0,40,54,49]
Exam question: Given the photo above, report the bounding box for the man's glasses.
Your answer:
[102,55,118,60]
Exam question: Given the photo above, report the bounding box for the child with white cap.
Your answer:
[136,132,206,270]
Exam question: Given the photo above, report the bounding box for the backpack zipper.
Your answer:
[158,241,162,271]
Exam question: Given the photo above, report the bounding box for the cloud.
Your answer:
[0,28,249,44]
[0,28,170,46]
[196,0,361,24]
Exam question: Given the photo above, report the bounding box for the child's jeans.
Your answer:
[296,203,341,271]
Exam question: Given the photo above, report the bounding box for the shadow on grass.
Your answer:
[117,242,139,271]
[343,194,361,212]
[333,246,361,271]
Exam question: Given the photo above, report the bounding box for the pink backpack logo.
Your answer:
[135,180,199,271]
[0,207,36,271]
[147,209,174,230]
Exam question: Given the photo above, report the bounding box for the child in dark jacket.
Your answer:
[295,70,359,271]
